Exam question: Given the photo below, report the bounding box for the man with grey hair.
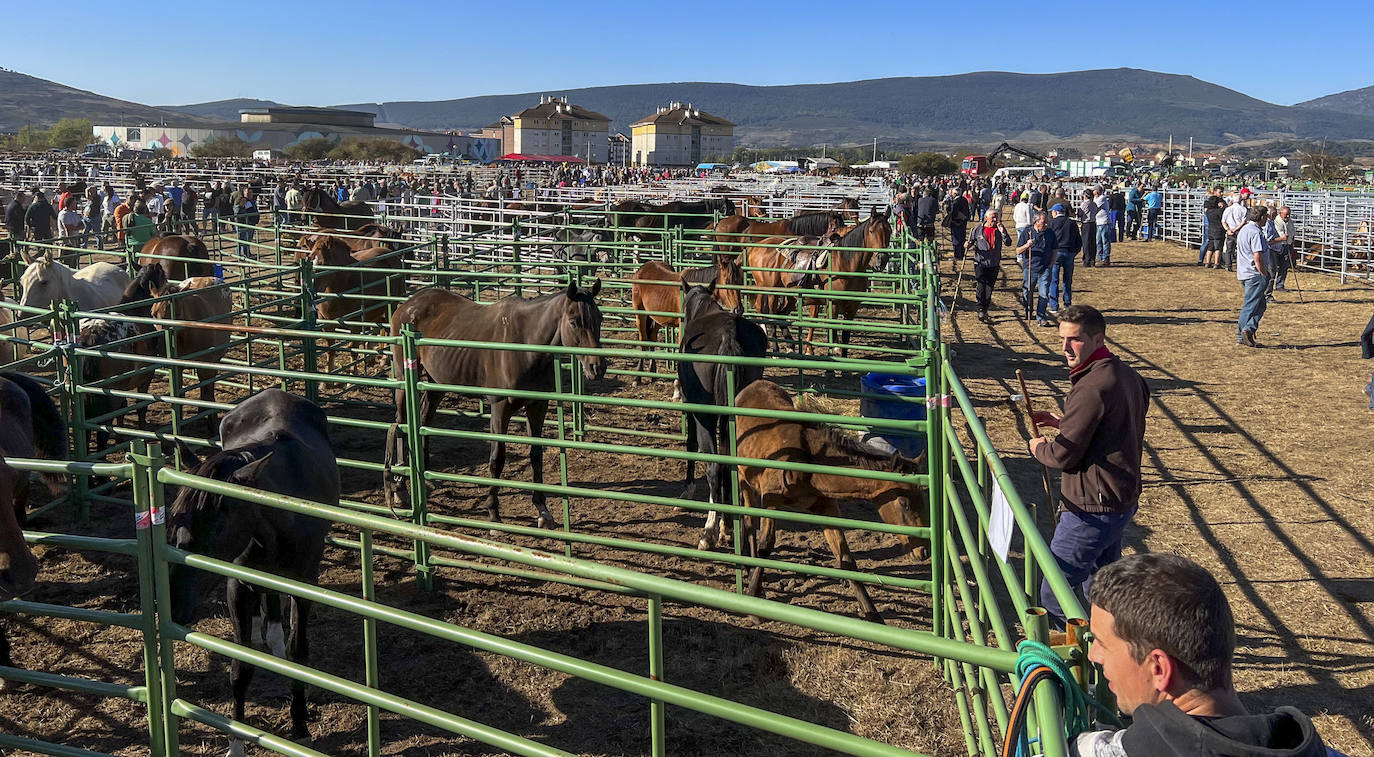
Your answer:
[1236,206,1271,348]
[1266,205,1293,301]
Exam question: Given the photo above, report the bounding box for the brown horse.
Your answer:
[300,187,374,230]
[308,236,405,373]
[138,234,214,280]
[383,282,607,530]
[734,379,929,622]
[0,372,67,683]
[629,257,744,386]
[805,208,893,358]
[744,234,840,345]
[298,222,405,256]
[837,197,861,223]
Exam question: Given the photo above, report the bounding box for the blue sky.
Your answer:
[5,0,1370,107]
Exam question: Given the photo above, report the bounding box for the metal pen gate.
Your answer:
[0,206,1091,756]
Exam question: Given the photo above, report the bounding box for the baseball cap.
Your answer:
[1240,187,1253,196]
[1051,203,1066,212]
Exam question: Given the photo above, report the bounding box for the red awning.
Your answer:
[499,153,586,164]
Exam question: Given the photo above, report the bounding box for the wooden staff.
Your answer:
[1016,369,1054,508]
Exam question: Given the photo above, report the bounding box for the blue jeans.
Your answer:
[238,227,255,256]
[1145,208,1161,240]
[1041,506,1137,629]
[1048,251,1074,310]
[1027,257,1052,319]
[1096,223,1112,262]
[1238,275,1270,339]
[1366,372,1374,410]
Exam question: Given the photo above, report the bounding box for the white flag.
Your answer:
[989,478,1016,563]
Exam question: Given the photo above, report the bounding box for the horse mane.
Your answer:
[836,219,870,249]
[171,447,262,517]
[805,423,926,476]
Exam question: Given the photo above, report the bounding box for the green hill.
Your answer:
[323,68,1374,146]
[0,68,207,132]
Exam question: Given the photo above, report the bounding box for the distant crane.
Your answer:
[960,142,1056,176]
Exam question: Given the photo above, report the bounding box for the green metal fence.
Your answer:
[0,211,1094,755]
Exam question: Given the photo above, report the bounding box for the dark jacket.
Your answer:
[972,224,1011,268]
[1112,701,1339,757]
[4,199,25,236]
[24,198,56,236]
[945,195,970,226]
[1361,312,1374,359]
[1032,353,1149,514]
[1049,215,1081,254]
[916,196,938,226]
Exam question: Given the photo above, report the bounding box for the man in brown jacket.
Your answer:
[1028,305,1149,628]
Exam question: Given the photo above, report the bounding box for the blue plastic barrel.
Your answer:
[858,373,927,457]
[213,263,224,279]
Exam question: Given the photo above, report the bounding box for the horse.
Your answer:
[168,388,338,750]
[383,281,607,530]
[19,254,131,313]
[739,210,845,241]
[550,227,613,274]
[138,234,213,281]
[308,236,405,373]
[744,233,840,346]
[632,199,736,233]
[734,379,929,622]
[300,187,374,231]
[629,257,745,390]
[805,208,893,359]
[79,265,233,446]
[297,222,405,256]
[837,197,861,223]
[0,372,70,684]
[676,281,767,551]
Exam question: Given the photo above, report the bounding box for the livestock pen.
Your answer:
[0,201,1094,756]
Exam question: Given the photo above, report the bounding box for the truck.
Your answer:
[962,142,1055,177]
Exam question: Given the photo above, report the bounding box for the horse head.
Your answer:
[711,254,744,311]
[166,449,276,625]
[558,279,606,381]
[680,279,722,325]
[19,254,68,309]
[308,236,353,266]
[864,211,893,272]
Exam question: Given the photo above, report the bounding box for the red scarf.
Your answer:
[983,224,998,247]
[1069,345,1112,377]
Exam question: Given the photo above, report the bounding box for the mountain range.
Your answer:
[5,66,1373,149]
[1296,85,1374,117]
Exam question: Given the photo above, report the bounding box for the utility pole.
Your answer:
[1188,136,1193,164]
[872,137,877,163]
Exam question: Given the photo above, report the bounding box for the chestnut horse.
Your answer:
[734,379,929,622]
[744,233,840,345]
[138,234,214,281]
[805,208,892,359]
[629,256,744,386]
[308,236,405,373]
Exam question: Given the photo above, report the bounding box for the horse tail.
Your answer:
[1,372,69,495]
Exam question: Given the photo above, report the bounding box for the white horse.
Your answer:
[19,254,131,313]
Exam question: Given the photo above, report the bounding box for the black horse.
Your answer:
[167,388,338,747]
[300,187,374,231]
[676,281,767,551]
[384,281,607,530]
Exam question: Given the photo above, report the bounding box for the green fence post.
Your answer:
[130,439,169,757]
[648,594,666,757]
[511,217,523,297]
[57,299,88,520]
[144,443,181,757]
[298,256,319,404]
[360,529,382,757]
[400,323,434,591]
[163,327,184,448]
[725,366,744,594]
[552,355,573,559]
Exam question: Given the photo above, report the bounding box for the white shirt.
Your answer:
[1094,198,1109,225]
[1014,200,1033,229]
[1221,203,1247,234]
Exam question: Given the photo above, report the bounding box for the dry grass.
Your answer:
[941,234,1374,756]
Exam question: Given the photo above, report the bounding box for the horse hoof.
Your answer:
[697,537,713,551]
[861,612,886,625]
[226,740,246,757]
[536,514,557,530]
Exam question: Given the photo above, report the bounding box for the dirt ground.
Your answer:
[940,234,1374,756]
